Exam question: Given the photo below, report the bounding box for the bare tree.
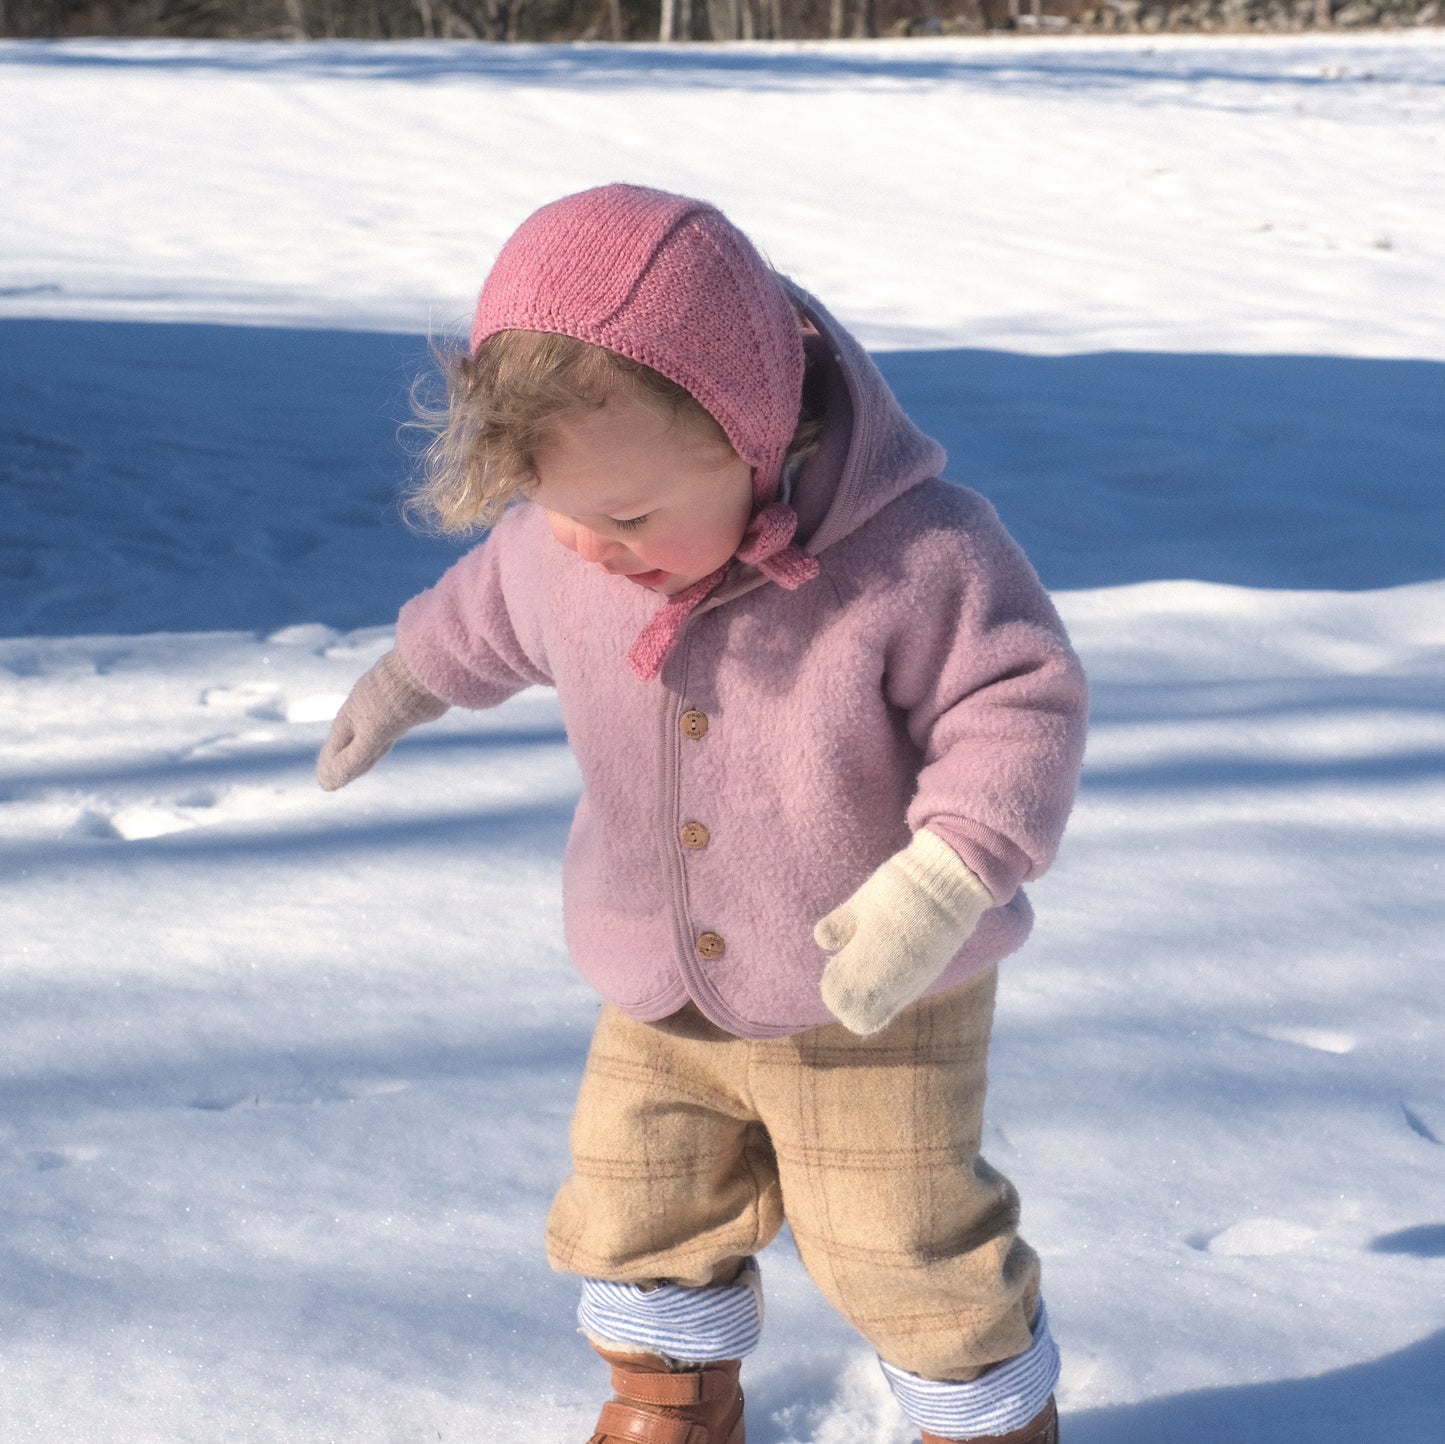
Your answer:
[829,0,871,33]
[704,0,739,35]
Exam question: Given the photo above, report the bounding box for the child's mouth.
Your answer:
[624,569,670,589]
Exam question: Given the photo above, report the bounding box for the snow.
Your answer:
[2,30,1443,1444]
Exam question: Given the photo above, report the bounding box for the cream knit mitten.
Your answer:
[816,830,994,1036]
[316,648,449,791]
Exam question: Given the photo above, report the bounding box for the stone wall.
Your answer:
[906,0,1441,30]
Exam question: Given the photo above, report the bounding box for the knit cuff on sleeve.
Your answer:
[375,648,450,726]
[898,828,996,929]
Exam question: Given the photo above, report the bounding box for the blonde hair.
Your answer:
[405,328,823,537]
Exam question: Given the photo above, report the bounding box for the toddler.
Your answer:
[318,183,1087,1444]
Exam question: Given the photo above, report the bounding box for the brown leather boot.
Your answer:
[588,1344,745,1444]
[921,1394,1059,1444]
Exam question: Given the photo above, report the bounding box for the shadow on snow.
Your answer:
[3,317,1442,642]
[0,723,569,798]
[1060,1327,1445,1444]
[0,793,577,874]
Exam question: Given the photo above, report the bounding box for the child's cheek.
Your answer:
[546,511,579,554]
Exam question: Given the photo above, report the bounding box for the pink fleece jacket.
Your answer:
[396,285,1088,1038]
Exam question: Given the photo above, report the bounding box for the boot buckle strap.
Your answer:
[609,1367,707,1407]
[595,1400,706,1444]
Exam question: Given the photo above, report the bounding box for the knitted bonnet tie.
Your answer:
[470,183,820,682]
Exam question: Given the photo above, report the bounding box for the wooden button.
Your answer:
[679,822,710,850]
[695,931,726,960]
[679,709,709,740]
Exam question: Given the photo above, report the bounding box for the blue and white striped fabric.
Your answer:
[578,1260,763,1364]
[880,1301,1060,1439]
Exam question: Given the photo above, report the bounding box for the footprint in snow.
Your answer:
[2,652,45,679]
[92,802,205,842]
[1196,1218,1318,1257]
[187,1093,251,1112]
[183,729,282,759]
[187,1078,411,1111]
[324,641,392,668]
[9,1145,101,1172]
[200,681,281,714]
[199,682,346,725]
[86,784,301,841]
[278,693,348,723]
[265,623,338,650]
[1253,1025,1356,1055]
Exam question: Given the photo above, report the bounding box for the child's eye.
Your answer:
[613,514,649,532]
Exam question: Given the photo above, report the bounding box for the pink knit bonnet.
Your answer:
[471,183,819,681]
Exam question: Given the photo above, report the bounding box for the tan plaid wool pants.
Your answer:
[546,969,1041,1380]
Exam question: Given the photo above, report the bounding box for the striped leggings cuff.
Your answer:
[577,1259,763,1364]
[880,1301,1060,1438]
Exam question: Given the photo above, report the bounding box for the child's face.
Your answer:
[530,390,755,596]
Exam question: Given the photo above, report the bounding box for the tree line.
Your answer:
[5,0,1423,41]
[0,0,1001,41]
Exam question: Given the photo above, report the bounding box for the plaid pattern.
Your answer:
[546,970,1041,1381]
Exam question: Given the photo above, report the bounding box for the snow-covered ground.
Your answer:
[3,32,1443,1444]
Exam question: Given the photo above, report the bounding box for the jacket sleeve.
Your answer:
[887,491,1088,907]
[393,505,554,709]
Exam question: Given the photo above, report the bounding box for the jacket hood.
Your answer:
[520,277,939,678]
[709,282,948,611]
[789,282,950,555]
